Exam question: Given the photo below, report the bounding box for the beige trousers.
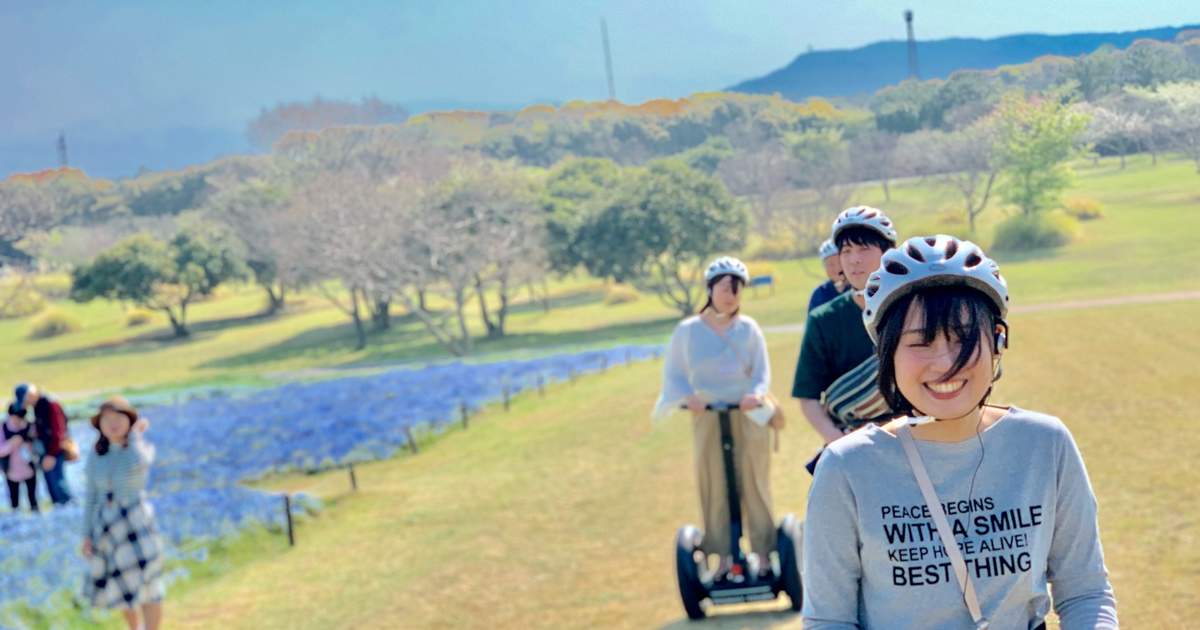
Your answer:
[692,409,776,556]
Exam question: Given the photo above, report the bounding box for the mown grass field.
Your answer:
[5,153,1199,627]
[146,300,1199,629]
[2,154,1197,398]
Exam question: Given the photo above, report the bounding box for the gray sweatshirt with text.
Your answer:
[802,407,1117,630]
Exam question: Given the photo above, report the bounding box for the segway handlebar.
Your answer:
[680,402,742,411]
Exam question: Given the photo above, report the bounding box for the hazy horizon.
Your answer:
[4,1,1197,178]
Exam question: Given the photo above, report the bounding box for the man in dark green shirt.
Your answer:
[792,206,897,445]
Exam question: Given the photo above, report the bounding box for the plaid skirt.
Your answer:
[82,493,165,609]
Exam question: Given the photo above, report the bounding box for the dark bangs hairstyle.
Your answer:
[834,226,895,253]
[876,284,1003,416]
[699,273,745,315]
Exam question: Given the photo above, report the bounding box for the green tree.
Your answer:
[993,94,1090,216]
[870,80,938,133]
[1067,46,1121,101]
[926,71,1001,129]
[676,136,734,175]
[71,228,247,337]
[575,160,747,316]
[540,157,623,274]
[1120,40,1191,88]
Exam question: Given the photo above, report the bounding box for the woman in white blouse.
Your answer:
[653,256,779,578]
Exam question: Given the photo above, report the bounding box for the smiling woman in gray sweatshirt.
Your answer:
[801,236,1117,629]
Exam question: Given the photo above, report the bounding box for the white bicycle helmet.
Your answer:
[705,256,750,284]
[862,234,1008,344]
[831,206,898,246]
[818,239,838,260]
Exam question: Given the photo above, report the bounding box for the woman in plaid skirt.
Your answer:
[81,396,164,630]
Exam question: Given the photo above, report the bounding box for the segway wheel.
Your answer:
[675,525,707,620]
[776,514,804,612]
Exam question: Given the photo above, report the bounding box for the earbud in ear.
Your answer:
[993,321,1009,355]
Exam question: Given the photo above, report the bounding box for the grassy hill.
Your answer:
[19,153,1197,628]
[729,24,1199,99]
[138,277,1199,629]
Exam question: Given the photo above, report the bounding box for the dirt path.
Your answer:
[762,289,1200,335]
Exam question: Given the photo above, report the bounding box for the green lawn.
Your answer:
[144,299,1198,629]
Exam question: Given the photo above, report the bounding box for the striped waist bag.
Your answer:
[822,354,892,431]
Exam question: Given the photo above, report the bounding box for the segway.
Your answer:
[675,403,803,620]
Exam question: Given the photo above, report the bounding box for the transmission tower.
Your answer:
[905,10,919,80]
[601,18,616,101]
[57,130,69,167]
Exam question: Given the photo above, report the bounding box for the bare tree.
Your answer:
[420,159,547,342]
[1129,82,1200,173]
[716,140,794,235]
[1077,102,1150,169]
[0,180,57,266]
[205,159,309,314]
[1121,87,1177,166]
[292,167,389,350]
[849,130,900,200]
[784,129,856,251]
[278,126,464,338]
[896,121,1001,233]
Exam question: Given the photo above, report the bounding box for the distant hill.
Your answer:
[730,24,1200,99]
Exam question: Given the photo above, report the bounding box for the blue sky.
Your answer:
[3,1,1196,176]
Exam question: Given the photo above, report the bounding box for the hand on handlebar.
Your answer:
[685,395,707,415]
[739,394,761,412]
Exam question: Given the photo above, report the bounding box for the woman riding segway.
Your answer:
[802,235,1118,629]
[653,256,802,618]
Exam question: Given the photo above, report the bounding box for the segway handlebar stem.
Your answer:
[680,402,742,412]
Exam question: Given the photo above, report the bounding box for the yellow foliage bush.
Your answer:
[1062,197,1104,221]
[27,308,82,339]
[125,308,155,327]
[604,284,641,306]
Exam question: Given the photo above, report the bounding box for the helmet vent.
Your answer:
[944,239,958,259]
[905,243,925,262]
[924,236,937,247]
[885,261,910,275]
[964,251,982,268]
[866,285,879,297]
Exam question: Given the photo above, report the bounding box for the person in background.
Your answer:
[0,403,39,512]
[15,383,72,505]
[807,238,848,313]
[792,207,899,461]
[653,256,783,580]
[81,396,165,630]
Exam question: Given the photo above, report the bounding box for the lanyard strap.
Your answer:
[897,425,989,630]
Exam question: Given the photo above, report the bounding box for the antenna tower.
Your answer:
[601,18,617,101]
[905,10,919,80]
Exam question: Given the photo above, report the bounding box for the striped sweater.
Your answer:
[82,431,155,539]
